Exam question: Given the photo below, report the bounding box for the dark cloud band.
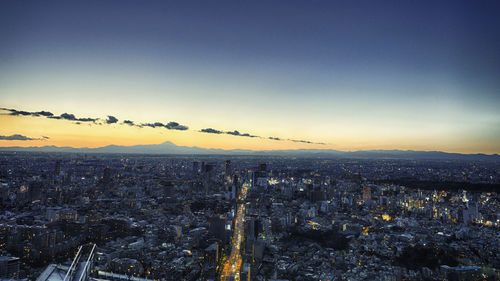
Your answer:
[0,134,49,141]
[200,128,223,134]
[1,108,97,122]
[201,128,259,138]
[226,130,258,138]
[106,116,119,124]
[140,121,188,130]
[1,107,324,145]
[289,139,326,145]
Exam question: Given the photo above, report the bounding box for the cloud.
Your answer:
[0,134,33,140]
[200,128,223,134]
[226,130,258,138]
[49,112,98,122]
[36,111,54,117]
[68,113,97,122]
[290,139,312,144]
[106,115,119,124]
[12,110,32,116]
[2,108,55,117]
[0,107,97,124]
[1,108,33,116]
[166,122,188,131]
[141,122,163,128]
[0,108,97,122]
[289,139,326,145]
[77,117,97,122]
[55,113,73,120]
[1,107,324,145]
[0,134,48,141]
[204,128,323,144]
[141,123,154,128]
[140,121,189,130]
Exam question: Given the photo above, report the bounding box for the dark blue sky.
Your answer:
[1,0,499,152]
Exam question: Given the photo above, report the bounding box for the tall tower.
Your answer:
[363,185,371,202]
[192,161,200,173]
[258,163,267,173]
[225,160,231,182]
[102,167,111,184]
[54,161,61,178]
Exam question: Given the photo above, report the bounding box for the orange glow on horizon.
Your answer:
[1,114,499,154]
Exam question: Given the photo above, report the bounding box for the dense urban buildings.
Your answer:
[2,0,500,280]
[0,151,499,280]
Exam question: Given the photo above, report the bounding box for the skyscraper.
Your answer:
[192,161,200,173]
[102,167,112,184]
[225,160,231,182]
[363,186,371,202]
[53,161,61,178]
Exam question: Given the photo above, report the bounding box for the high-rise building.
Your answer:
[233,174,239,187]
[102,167,112,184]
[0,256,20,279]
[192,161,200,173]
[258,163,267,173]
[208,216,228,243]
[53,161,61,178]
[231,184,237,200]
[363,185,371,202]
[245,216,257,241]
[225,160,231,181]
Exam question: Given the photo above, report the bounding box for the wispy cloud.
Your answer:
[200,128,223,134]
[226,130,258,138]
[1,107,325,145]
[165,122,188,131]
[140,121,188,130]
[0,134,49,141]
[1,108,55,117]
[48,113,98,122]
[106,115,119,124]
[201,128,259,138]
[1,108,99,123]
[289,139,326,145]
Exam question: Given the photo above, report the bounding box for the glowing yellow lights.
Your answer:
[307,221,321,230]
[361,226,369,235]
[268,179,279,185]
[382,214,392,221]
[220,184,249,280]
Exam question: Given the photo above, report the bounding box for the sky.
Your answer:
[1,0,499,153]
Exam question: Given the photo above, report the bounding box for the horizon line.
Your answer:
[0,140,498,156]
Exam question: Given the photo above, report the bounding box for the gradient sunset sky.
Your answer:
[1,0,499,153]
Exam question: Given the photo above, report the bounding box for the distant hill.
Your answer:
[1,141,499,161]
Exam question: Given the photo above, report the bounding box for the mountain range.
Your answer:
[1,141,499,161]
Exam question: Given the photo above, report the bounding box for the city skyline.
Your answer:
[1,0,500,154]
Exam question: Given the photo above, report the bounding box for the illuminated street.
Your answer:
[220,183,249,281]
